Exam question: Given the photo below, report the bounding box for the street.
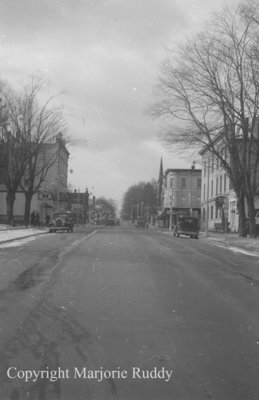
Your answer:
[0,224,258,399]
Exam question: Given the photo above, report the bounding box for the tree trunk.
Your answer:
[6,191,16,226]
[236,193,247,237]
[247,197,257,237]
[24,191,33,227]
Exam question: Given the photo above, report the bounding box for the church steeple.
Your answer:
[158,157,163,207]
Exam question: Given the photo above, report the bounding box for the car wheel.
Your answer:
[177,233,180,238]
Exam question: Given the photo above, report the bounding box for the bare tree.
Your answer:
[121,181,157,221]
[0,77,67,226]
[17,78,68,226]
[149,1,259,236]
[0,84,31,225]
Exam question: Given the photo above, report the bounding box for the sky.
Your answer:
[0,0,240,205]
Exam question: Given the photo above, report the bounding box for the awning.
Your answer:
[154,209,168,220]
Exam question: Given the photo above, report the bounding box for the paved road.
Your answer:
[0,224,258,399]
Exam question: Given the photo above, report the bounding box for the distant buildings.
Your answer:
[156,163,201,228]
[0,134,70,225]
[199,145,239,233]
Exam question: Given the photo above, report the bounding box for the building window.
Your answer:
[216,177,218,194]
[204,161,206,177]
[211,179,213,197]
[220,175,222,193]
[224,173,227,192]
[211,205,214,219]
[197,178,201,189]
[181,178,186,189]
[170,177,174,188]
[211,155,214,173]
[203,184,206,200]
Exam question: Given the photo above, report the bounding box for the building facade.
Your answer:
[200,147,239,233]
[0,133,70,225]
[157,166,202,227]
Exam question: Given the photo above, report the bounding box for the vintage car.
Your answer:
[49,211,74,233]
[105,217,116,226]
[173,216,199,239]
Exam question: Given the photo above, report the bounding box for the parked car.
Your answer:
[105,217,116,226]
[49,211,74,233]
[173,216,199,239]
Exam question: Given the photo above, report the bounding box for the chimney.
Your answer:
[191,161,196,170]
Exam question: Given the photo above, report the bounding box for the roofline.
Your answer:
[164,168,201,175]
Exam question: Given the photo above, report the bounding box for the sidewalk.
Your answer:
[199,231,259,256]
[0,225,48,244]
[154,224,259,256]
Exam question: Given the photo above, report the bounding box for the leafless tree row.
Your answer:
[149,0,259,236]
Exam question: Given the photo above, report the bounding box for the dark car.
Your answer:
[105,217,116,226]
[49,211,74,233]
[173,216,199,239]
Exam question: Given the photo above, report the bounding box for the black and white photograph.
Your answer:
[0,0,259,399]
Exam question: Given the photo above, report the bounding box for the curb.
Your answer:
[0,231,48,245]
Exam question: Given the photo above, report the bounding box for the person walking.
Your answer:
[31,211,35,227]
[45,214,50,226]
[35,211,40,227]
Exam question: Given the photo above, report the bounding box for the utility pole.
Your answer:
[205,158,210,237]
[131,199,134,223]
[169,193,173,232]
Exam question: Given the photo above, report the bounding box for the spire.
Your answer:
[158,157,163,182]
[158,157,164,207]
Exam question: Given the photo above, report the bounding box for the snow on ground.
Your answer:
[0,236,41,248]
[0,227,46,246]
[0,224,14,230]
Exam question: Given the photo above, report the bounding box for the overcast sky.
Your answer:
[0,0,239,204]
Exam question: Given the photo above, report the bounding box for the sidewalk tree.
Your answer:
[95,197,116,219]
[17,78,67,226]
[149,1,259,236]
[121,181,157,221]
[0,83,31,225]
[0,77,67,226]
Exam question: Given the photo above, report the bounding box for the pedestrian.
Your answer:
[31,211,35,227]
[35,211,40,227]
[45,214,50,226]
